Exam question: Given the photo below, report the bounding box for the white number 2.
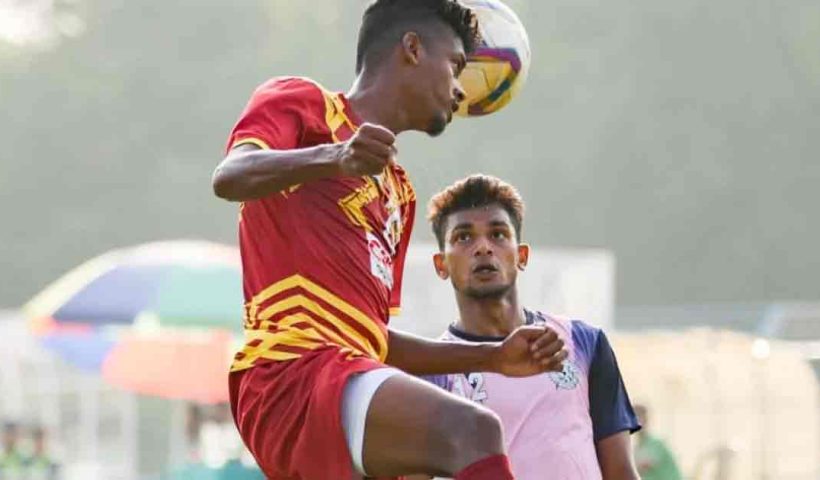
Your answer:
[450,373,488,403]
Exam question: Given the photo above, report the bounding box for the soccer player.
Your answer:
[211,1,567,479]
[412,174,641,480]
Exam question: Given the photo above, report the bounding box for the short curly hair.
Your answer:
[428,174,525,250]
[356,0,480,73]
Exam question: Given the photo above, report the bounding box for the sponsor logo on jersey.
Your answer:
[367,231,393,289]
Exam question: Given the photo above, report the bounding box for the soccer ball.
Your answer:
[456,0,531,117]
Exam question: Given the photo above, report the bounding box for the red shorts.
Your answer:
[229,346,396,479]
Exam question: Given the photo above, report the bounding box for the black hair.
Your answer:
[356,0,480,73]
[428,174,525,250]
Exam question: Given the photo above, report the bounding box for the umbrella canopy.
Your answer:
[23,240,244,403]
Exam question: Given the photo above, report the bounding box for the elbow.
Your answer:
[211,167,239,201]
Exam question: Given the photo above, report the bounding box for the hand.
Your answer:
[491,326,567,377]
[335,123,396,177]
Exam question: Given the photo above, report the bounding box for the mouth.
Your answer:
[472,263,499,275]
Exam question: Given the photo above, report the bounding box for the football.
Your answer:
[457,0,531,117]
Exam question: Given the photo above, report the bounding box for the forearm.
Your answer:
[385,328,498,375]
[212,143,340,201]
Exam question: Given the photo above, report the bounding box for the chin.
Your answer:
[464,283,512,300]
[425,115,448,137]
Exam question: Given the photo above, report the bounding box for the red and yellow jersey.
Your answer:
[226,77,416,372]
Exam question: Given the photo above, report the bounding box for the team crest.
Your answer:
[548,359,580,390]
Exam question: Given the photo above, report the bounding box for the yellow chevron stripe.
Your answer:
[233,348,301,371]
[278,313,363,354]
[230,328,327,372]
[256,350,302,362]
[247,274,387,357]
[258,293,382,360]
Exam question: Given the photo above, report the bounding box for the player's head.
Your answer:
[428,174,528,300]
[356,0,479,136]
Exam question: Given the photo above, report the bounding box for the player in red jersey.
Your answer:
[212,1,567,479]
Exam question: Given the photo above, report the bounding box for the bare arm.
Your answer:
[596,432,640,480]
[385,327,567,376]
[212,143,342,201]
[212,123,397,202]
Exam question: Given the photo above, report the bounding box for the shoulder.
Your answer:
[568,319,604,348]
[247,76,329,111]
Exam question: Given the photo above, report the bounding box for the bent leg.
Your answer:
[343,369,509,477]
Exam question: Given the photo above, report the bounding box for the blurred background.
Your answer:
[1,0,818,479]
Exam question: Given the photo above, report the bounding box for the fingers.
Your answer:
[346,142,392,175]
[353,136,394,161]
[529,327,558,353]
[357,122,396,146]
[350,152,389,175]
[531,336,563,361]
[521,326,568,373]
[541,348,569,372]
[512,325,550,341]
[343,123,397,175]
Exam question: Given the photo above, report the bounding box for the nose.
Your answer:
[472,236,493,257]
[453,81,466,104]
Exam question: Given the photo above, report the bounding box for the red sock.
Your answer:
[454,454,514,480]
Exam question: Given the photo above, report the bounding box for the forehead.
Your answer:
[444,204,513,231]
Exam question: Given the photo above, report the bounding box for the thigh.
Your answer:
[360,371,501,477]
[233,350,386,480]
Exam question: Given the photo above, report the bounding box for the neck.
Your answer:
[347,69,410,134]
[453,289,525,337]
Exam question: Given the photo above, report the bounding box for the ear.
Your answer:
[433,252,450,280]
[400,31,422,66]
[517,243,530,271]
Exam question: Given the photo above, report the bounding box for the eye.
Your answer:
[453,231,471,243]
[492,230,510,240]
[451,58,464,76]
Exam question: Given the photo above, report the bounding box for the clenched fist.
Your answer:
[335,123,397,177]
[491,326,568,377]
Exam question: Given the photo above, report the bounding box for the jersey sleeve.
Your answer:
[588,330,641,441]
[388,199,415,317]
[226,77,324,152]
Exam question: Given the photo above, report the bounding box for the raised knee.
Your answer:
[438,403,504,473]
[467,405,503,443]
